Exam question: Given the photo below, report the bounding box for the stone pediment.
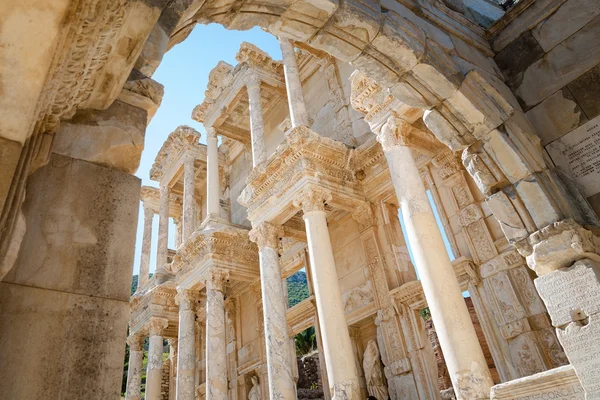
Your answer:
[238,126,366,224]
[150,125,204,181]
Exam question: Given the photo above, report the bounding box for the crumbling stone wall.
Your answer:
[161,358,170,400]
[297,352,324,400]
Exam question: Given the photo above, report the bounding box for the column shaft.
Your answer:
[206,128,220,217]
[279,37,309,128]
[156,185,169,272]
[125,336,144,400]
[183,152,195,241]
[247,75,267,166]
[250,223,297,399]
[384,142,493,399]
[205,272,228,400]
[176,292,197,400]
[145,318,168,400]
[138,206,154,290]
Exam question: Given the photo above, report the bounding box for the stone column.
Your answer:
[156,184,170,273]
[125,335,145,400]
[176,289,198,400]
[293,186,360,400]
[138,205,154,291]
[249,222,297,399]
[246,73,267,166]
[205,127,220,218]
[183,152,195,242]
[205,270,228,400]
[146,317,169,400]
[377,116,493,399]
[278,37,309,128]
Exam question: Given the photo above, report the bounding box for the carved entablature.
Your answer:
[235,42,283,75]
[170,225,259,287]
[129,280,179,338]
[287,296,317,336]
[149,125,207,183]
[140,185,183,217]
[238,126,366,225]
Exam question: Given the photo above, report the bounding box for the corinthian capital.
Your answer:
[127,335,144,351]
[377,115,412,152]
[148,317,169,336]
[246,72,261,89]
[249,222,283,250]
[206,269,229,292]
[175,289,200,311]
[293,186,332,213]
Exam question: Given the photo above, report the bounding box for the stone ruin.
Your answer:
[2,1,600,400]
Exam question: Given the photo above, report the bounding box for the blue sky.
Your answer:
[132,24,281,274]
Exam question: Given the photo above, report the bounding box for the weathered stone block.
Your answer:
[486,190,529,244]
[490,365,584,399]
[0,136,22,212]
[4,153,140,302]
[532,0,600,52]
[512,15,600,109]
[514,174,562,230]
[494,31,544,81]
[567,63,600,121]
[53,100,147,174]
[525,88,587,145]
[0,282,129,400]
[483,129,530,184]
[535,259,600,327]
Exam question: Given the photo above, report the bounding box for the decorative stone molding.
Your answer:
[150,125,202,181]
[206,269,229,292]
[292,186,332,214]
[517,219,600,275]
[352,203,376,233]
[378,114,446,155]
[461,141,507,197]
[235,42,283,75]
[249,222,283,250]
[127,335,145,352]
[148,317,169,336]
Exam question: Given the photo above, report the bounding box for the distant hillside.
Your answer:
[287,270,309,307]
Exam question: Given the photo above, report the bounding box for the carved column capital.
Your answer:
[159,183,169,196]
[206,269,229,292]
[143,205,155,220]
[127,334,145,351]
[148,317,169,336]
[352,202,376,232]
[176,289,200,311]
[293,186,332,213]
[205,126,217,139]
[377,115,413,152]
[249,222,283,250]
[246,72,261,89]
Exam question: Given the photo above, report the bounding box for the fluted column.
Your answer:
[249,223,296,399]
[156,184,170,273]
[246,73,267,166]
[279,37,309,128]
[176,289,198,400]
[138,206,154,291]
[377,116,493,399]
[293,187,360,400]
[205,270,228,400]
[145,317,169,400]
[183,151,196,241]
[205,127,220,218]
[125,335,145,400]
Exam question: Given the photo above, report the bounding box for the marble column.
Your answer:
[293,187,360,400]
[246,73,267,167]
[125,335,145,400]
[205,127,220,218]
[377,116,493,399]
[138,205,154,291]
[279,37,309,128]
[145,317,169,400]
[176,289,198,400]
[183,151,195,241]
[156,184,170,273]
[249,223,296,399]
[205,270,228,400]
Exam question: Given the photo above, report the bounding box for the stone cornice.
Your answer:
[235,42,283,75]
[140,185,183,217]
[149,125,203,181]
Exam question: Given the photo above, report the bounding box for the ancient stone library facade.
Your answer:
[2,0,600,399]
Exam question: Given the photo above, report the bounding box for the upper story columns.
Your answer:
[205,126,220,219]
[138,204,154,291]
[246,73,267,166]
[182,151,196,241]
[279,37,309,128]
[156,183,170,275]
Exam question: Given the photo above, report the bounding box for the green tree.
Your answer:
[295,327,317,356]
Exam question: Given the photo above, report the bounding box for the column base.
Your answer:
[331,379,361,400]
[200,214,229,231]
